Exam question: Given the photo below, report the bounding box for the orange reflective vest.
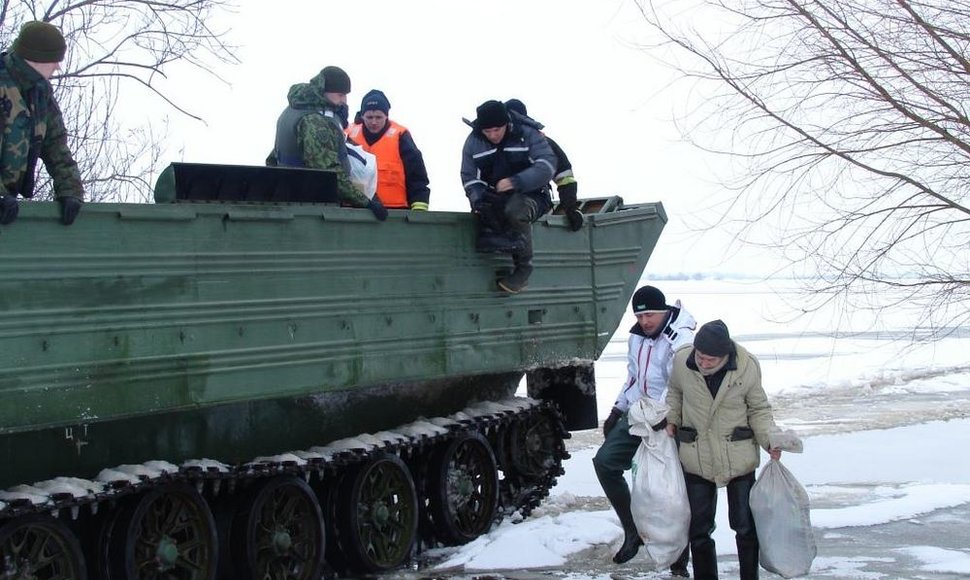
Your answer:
[345,121,408,208]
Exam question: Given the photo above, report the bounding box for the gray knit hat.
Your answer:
[13,21,66,63]
[694,320,733,357]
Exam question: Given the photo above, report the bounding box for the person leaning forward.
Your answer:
[346,89,430,211]
[665,319,782,580]
[267,65,388,221]
[0,21,84,226]
[592,285,696,573]
[504,98,584,232]
[460,99,556,294]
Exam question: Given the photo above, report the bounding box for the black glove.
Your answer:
[603,407,623,438]
[367,197,388,221]
[59,196,82,226]
[565,207,584,231]
[471,189,503,214]
[469,192,489,214]
[0,195,19,225]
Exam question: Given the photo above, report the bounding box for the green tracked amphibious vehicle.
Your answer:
[0,164,667,579]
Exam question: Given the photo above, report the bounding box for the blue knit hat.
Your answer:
[360,89,390,114]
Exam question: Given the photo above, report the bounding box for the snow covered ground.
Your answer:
[403,279,970,579]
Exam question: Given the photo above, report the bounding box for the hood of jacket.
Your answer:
[287,82,349,125]
[508,110,544,132]
[287,82,326,109]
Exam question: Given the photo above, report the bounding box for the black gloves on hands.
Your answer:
[471,188,504,214]
[565,207,584,231]
[603,407,623,438]
[0,195,82,226]
[368,197,388,221]
[470,193,489,214]
[59,196,82,226]
[0,195,19,225]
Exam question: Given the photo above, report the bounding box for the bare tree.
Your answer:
[637,0,970,336]
[2,0,238,202]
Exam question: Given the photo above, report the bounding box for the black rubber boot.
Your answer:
[498,254,533,294]
[595,466,642,563]
[670,545,691,577]
[613,529,643,564]
[737,536,760,580]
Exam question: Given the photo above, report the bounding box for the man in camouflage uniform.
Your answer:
[268,66,387,220]
[0,21,84,226]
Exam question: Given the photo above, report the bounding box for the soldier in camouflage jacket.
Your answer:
[0,21,84,226]
[268,66,387,221]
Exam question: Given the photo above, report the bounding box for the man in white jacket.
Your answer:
[593,285,696,569]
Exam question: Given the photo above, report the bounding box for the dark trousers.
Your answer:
[478,191,548,264]
[685,471,760,580]
[592,413,640,534]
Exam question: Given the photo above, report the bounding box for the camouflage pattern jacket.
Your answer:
[270,83,369,208]
[0,52,83,200]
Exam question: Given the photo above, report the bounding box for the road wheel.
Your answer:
[227,476,325,580]
[100,483,217,580]
[0,514,87,580]
[335,453,418,573]
[427,432,499,545]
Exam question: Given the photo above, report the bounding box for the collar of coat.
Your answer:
[685,347,739,372]
[629,306,679,339]
[1,52,48,93]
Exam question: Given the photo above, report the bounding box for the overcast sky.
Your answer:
[154,0,765,274]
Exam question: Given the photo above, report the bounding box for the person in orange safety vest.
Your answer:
[345,89,430,210]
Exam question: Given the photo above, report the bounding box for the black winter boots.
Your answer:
[497,261,533,294]
[613,529,643,564]
[596,465,643,564]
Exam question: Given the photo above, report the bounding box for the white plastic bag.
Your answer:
[628,398,690,569]
[345,143,377,199]
[750,459,816,578]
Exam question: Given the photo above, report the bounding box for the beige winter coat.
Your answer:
[666,343,776,487]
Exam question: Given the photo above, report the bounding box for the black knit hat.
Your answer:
[694,319,733,357]
[360,89,390,114]
[13,21,66,63]
[505,98,527,117]
[631,285,667,314]
[312,65,351,94]
[476,100,509,129]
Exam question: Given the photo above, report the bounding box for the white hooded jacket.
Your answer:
[613,300,696,413]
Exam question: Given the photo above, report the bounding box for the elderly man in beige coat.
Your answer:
[665,320,781,580]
